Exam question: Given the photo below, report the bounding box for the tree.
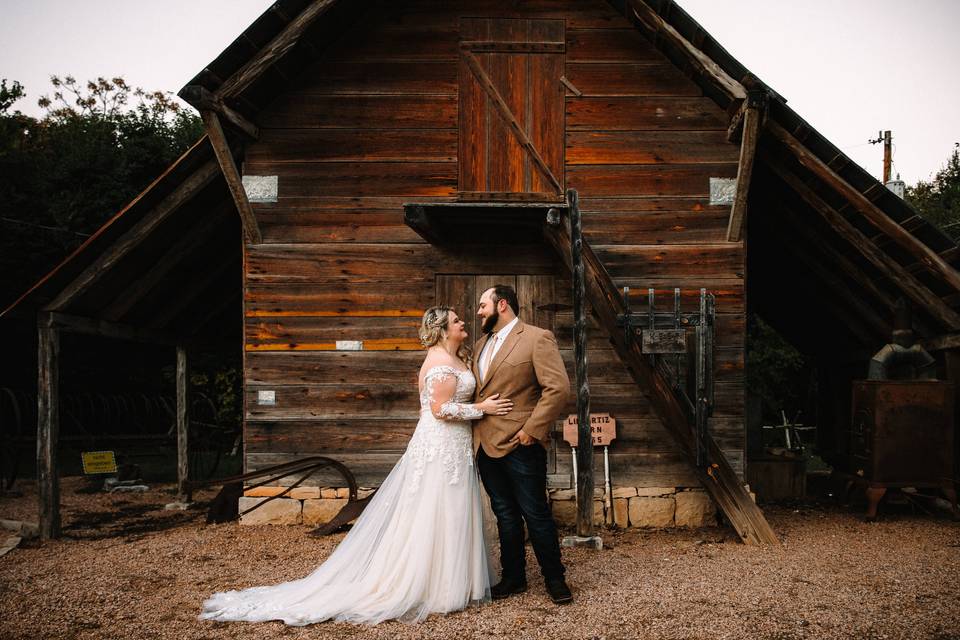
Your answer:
[746,315,810,425]
[0,76,203,310]
[0,80,33,152]
[906,146,960,242]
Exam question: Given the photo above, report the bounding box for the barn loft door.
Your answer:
[458,18,565,201]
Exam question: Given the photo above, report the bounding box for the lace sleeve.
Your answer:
[424,369,483,421]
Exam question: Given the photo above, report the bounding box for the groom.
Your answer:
[472,284,572,605]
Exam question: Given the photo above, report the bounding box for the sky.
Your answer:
[1,0,958,185]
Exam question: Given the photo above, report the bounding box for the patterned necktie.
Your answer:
[481,335,498,382]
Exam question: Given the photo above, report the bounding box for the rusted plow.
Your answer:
[183,456,375,536]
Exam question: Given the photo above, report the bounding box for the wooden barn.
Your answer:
[5,0,959,542]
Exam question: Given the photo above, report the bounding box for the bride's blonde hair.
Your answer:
[419,306,471,364]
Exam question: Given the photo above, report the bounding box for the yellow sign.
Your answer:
[81,451,118,474]
[563,413,616,447]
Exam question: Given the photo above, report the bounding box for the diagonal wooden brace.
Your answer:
[202,110,262,245]
[462,50,563,193]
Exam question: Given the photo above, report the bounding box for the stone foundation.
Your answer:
[549,486,718,529]
[238,485,735,529]
[238,487,375,526]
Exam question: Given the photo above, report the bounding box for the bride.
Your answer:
[199,306,513,626]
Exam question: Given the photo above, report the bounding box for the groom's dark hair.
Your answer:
[491,284,520,316]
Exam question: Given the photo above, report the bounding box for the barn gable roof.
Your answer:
[5,0,959,356]
[172,0,960,353]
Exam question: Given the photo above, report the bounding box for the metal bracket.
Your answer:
[618,287,716,466]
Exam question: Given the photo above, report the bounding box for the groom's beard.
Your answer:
[482,310,499,334]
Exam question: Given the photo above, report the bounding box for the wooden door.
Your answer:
[458,18,565,200]
[435,273,560,474]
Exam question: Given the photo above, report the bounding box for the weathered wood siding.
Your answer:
[242,0,744,488]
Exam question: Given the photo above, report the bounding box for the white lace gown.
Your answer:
[198,365,492,626]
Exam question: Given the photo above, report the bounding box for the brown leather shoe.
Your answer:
[491,578,528,600]
[545,578,572,604]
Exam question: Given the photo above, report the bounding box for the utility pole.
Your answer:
[882,130,892,183]
[869,130,893,183]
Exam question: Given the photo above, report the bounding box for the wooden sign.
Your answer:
[563,413,616,447]
[81,451,118,474]
[641,329,687,354]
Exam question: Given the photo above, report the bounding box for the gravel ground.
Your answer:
[1,476,959,640]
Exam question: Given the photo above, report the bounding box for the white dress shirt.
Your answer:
[479,316,519,381]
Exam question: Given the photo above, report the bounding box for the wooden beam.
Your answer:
[907,246,960,276]
[46,160,220,311]
[36,314,60,539]
[625,0,746,102]
[176,346,190,502]
[764,213,892,340]
[727,94,763,242]
[462,51,563,193]
[870,215,925,249]
[214,0,338,100]
[460,41,565,53]
[727,102,746,143]
[767,120,960,293]
[569,190,596,539]
[543,205,779,545]
[776,203,899,319]
[765,153,960,330]
[101,202,230,322]
[201,110,262,245]
[403,205,445,245]
[559,75,583,97]
[180,85,258,140]
[47,311,180,346]
[774,202,934,335]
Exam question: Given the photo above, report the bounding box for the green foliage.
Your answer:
[746,315,810,422]
[188,365,242,431]
[906,146,960,241]
[0,76,202,309]
[0,79,25,112]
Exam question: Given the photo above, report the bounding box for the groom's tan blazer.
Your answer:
[472,320,570,458]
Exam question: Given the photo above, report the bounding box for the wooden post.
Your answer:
[37,314,60,539]
[176,345,190,503]
[566,189,601,549]
[202,110,262,245]
[727,91,764,242]
[882,130,892,184]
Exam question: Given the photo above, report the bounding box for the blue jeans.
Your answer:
[477,444,565,582]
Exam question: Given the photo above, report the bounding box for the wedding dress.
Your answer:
[198,365,492,626]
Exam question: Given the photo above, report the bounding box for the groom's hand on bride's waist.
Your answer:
[512,429,537,446]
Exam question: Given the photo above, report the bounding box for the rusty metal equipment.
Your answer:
[618,287,715,466]
[184,456,376,536]
[844,300,958,520]
[849,381,956,520]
